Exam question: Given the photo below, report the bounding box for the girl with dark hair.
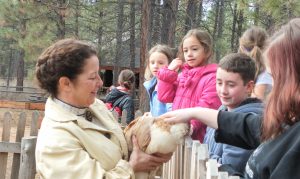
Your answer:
[105,69,135,124]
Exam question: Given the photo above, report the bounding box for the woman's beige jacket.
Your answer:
[36,97,134,178]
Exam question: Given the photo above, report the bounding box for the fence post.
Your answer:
[206,159,218,179]
[218,172,229,179]
[30,111,39,136]
[183,137,193,179]
[19,136,37,179]
[11,112,26,179]
[121,109,127,127]
[191,140,201,179]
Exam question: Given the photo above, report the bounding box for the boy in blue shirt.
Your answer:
[204,53,263,176]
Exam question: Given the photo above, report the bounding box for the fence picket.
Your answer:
[30,111,39,136]
[218,172,229,179]
[0,112,12,179]
[11,112,27,179]
[19,137,37,179]
[206,159,218,179]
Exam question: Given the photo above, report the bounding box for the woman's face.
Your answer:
[68,55,103,107]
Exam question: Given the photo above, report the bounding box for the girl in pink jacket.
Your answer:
[157,29,221,142]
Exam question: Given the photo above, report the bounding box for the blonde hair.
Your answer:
[144,44,174,80]
[118,69,135,90]
[239,26,268,82]
[178,29,213,63]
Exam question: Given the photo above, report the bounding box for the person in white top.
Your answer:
[238,26,272,101]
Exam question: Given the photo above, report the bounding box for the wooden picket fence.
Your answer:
[0,111,40,179]
[162,138,240,179]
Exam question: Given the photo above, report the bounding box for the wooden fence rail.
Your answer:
[0,111,39,179]
[0,100,45,111]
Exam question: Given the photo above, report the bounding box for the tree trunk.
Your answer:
[6,48,13,89]
[151,0,161,45]
[196,0,203,27]
[113,0,124,84]
[231,2,238,52]
[97,0,104,65]
[139,0,150,112]
[254,2,259,26]
[147,0,154,48]
[184,0,197,33]
[161,0,178,47]
[235,9,244,51]
[74,0,80,38]
[16,49,25,91]
[129,1,136,69]
[16,2,26,91]
[129,1,136,100]
[56,0,67,39]
[212,0,220,42]
[215,0,225,61]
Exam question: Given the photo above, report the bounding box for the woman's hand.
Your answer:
[129,135,172,172]
[168,58,183,72]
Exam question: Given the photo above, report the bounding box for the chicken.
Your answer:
[124,112,189,179]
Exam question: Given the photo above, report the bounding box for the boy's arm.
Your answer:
[215,111,261,149]
[157,67,178,103]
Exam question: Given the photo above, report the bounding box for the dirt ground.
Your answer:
[0,107,42,179]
